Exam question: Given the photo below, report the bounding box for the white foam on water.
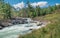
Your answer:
[3,35,18,38]
[0,24,32,38]
[0,22,45,38]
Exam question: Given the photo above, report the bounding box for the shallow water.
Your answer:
[0,23,37,38]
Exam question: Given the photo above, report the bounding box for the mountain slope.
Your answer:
[19,10,60,38]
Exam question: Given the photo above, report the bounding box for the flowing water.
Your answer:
[0,23,38,38]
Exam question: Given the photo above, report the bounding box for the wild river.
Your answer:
[0,23,40,38]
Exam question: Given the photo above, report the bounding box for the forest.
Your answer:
[0,0,60,20]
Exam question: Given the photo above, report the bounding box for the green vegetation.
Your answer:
[0,1,60,19]
[0,0,12,19]
[0,1,60,38]
[18,10,60,38]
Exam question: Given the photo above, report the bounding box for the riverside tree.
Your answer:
[0,0,12,19]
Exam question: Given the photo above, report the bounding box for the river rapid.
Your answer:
[0,23,38,38]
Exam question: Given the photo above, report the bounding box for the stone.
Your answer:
[0,26,2,29]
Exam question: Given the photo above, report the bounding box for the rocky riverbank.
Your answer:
[0,17,50,38]
[0,17,40,29]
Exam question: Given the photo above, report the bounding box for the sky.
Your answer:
[4,0,60,9]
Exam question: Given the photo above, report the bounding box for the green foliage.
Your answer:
[26,1,35,17]
[18,1,60,18]
[0,1,60,19]
[35,6,41,16]
[4,3,12,19]
[19,12,60,38]
[0,1,12,19]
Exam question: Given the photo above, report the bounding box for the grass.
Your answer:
[18,11,60,38]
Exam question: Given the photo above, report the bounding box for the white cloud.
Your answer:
[13,2,24,9]
[31,2,37,7]
[13,1,48,9]
[31,1,48,7]
[56,3,60,5]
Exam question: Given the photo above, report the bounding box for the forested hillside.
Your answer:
[0,0,60,19]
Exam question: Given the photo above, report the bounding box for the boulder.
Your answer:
[0,26,3,29]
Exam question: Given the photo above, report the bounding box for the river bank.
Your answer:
[0,17,50,38]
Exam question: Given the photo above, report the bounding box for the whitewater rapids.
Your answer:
[0,21,47,38]
[0,23,39,38]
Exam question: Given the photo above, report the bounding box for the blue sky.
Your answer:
[4,0,60,5]
[4,0,60,9]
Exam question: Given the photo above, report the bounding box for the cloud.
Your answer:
[31,1,48,7]
[13,2,24,9]
[13,1,48,9]
[56,3,60,5]
[31,2,37,7]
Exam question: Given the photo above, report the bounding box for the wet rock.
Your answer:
[0,23,4,29]
[29,29,33,30]
[0,26,3,29]
[37,23,42,26]
[11,18,29,24]
[0,21,13,30]
[0,18,34,30]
